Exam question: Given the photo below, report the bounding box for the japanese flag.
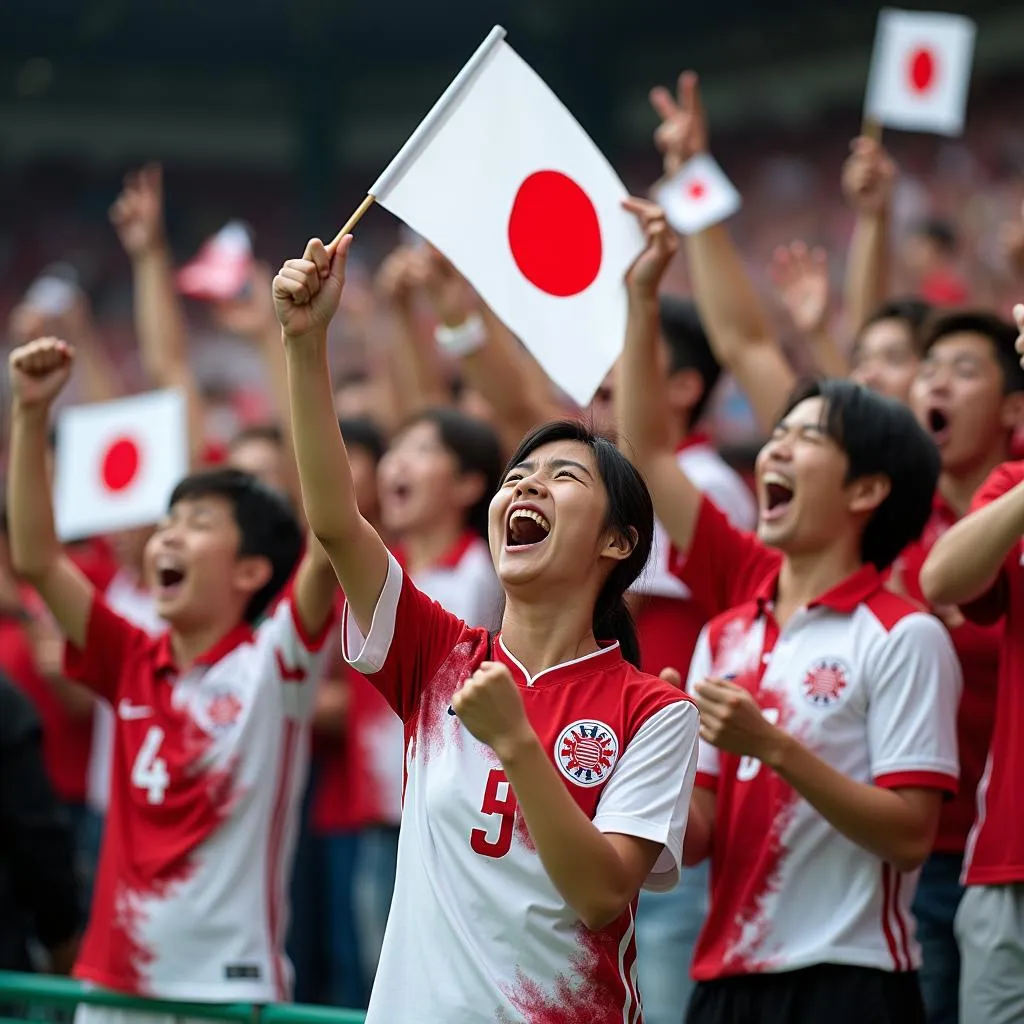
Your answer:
[177,221,253,301]
[653,154,742,236]
[864,8,976,137]
[369,26,644,406]
[54,389,188,541]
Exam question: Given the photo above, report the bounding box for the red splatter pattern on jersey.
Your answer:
[514,808,536,852]
[416,637,489,762]
[497,922,638,1023]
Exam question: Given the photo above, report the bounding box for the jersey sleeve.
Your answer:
[960,461,1024,624]
[668,495,780,619]
[690,462,758,532]
[684,626,720,792]
[342,551,470,721]
[62,593,151,703]
[592,699,699,893]
[253,577,341,721]
[867,614,961,794]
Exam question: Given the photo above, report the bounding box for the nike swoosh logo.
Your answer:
[118,700,153,720]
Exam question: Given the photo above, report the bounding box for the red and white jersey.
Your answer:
[632,434,756,603]
[399,531,504,631]
[891,493,1000,855]
[354,533,504,828]
[343,553,699,1023]
[63,583,336,1001]
[631,435,755,676]
[675,497,960,979]
[88,571,165,814]
[961,459,1024,885]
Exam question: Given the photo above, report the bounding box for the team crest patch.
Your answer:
[801,658,851,707]
[555,720,619,787]
[204,688,244,731]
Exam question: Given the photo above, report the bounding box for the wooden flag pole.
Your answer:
[861,117,883,144]
[329,194,376,250]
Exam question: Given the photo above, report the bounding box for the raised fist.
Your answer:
[273,236,352,339]
[8,337,75,409]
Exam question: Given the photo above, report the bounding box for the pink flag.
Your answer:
[177,221,253,301]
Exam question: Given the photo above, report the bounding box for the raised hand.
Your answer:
[273,236,353,340]
[421,247,476,327]
[375,245,426,311]
[841,137,897,217]
[649,71,708,178]
[623,197,679,298]
[8,337,75,409]
[769,241,830,335]
[109,164,166,257]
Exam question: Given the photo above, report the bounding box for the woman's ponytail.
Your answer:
[594,589,641,669]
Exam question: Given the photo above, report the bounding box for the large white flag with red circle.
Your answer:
[864,8,976,137]
[369,25,645,406]
[54,389,188,541]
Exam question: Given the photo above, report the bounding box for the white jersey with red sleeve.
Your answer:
[62,581,337,1001]
[685,564,961,980]
[343,552,699,1023]
[632,434,756,601]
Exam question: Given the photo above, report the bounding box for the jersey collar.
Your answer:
[755,564,884,616]
[494,635,623,687]
[153,621,255,675]
[392,530,478,573]
[675,431,711,454]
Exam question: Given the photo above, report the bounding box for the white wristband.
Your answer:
[434,314,487,358]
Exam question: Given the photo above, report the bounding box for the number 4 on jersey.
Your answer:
[132,725,170,804]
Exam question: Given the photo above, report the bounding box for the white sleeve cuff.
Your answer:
[342,552,404,674]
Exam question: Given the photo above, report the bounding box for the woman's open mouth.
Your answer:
[505,506,551,548]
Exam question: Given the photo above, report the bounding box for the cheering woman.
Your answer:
[274,213,698,1023]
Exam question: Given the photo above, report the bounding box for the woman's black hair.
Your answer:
[399,408,504,541]
[503,420,655,669]
[779,379,939,571]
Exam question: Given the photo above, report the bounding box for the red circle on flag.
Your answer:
[687,180,706,201]
[101,437,141,492]
[507,170,602,297]
[907,47,937,93]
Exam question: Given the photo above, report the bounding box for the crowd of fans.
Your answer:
[2,55,1024,1024]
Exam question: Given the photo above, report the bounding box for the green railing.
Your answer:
[0,973,365,1024]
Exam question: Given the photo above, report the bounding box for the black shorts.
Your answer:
[685,963,925,1024]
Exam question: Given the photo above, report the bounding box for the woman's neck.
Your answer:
[499,592,601,678]
[775,540,865,626]
[402,516,467,578]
